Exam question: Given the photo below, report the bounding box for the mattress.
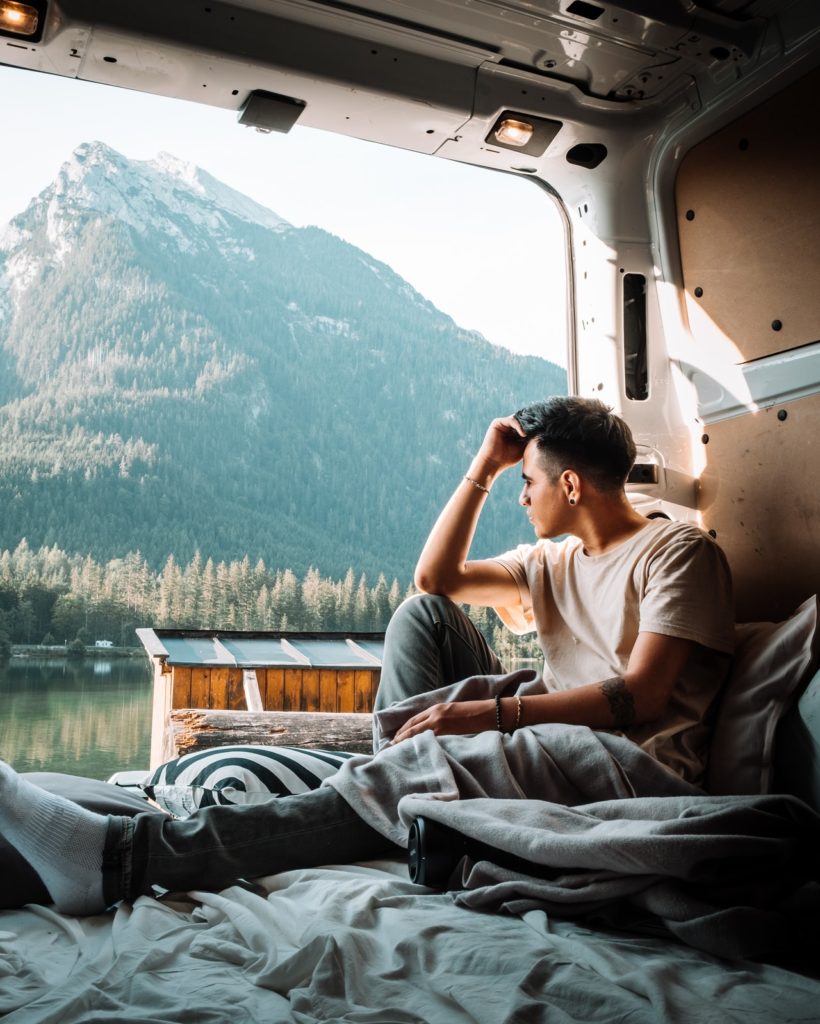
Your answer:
[2,858,818,1023]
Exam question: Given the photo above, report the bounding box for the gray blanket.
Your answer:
[327,671,820,961]
[329,670,700,846]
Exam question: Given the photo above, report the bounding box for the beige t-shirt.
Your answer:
[492,520,734,785]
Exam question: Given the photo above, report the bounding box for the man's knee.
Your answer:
[387,592,459,632]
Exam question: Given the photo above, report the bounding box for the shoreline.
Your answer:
[11,644,145,660]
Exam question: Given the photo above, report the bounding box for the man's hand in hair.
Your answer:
[474,415,528,474]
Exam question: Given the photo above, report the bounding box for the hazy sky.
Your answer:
[0,65,568,363]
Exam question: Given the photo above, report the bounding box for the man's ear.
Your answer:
[561,469,582,504]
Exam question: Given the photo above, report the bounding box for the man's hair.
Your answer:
[514,396,636,491]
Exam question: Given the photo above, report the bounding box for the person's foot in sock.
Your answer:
[0,760,110,915]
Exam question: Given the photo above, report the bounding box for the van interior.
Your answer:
[1,1,819,1019]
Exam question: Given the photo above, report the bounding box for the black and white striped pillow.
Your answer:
[140,745,356,817]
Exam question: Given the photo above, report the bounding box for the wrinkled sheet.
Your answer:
[2,859,819,1023]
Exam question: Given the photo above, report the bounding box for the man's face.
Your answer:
[518,439,566,539]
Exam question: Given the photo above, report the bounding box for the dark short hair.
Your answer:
[515,396,636,491]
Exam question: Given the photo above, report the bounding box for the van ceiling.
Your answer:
[1,1,818,168]
[276,0,766,102]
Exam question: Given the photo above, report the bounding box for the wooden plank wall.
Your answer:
[168,666,381,713]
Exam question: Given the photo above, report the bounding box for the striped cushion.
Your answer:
[140,745,356,817]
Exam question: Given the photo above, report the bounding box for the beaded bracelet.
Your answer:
[493,692,524,733]
[495,695,523,733]
[464,475,491,495]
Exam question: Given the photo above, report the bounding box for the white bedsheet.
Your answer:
[1,859,818,1023]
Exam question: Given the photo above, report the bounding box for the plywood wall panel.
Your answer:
[699,392,820,622]
[676,68,820,363]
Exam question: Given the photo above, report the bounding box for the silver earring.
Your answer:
[569,497,576,506]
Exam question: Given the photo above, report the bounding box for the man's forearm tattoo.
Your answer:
[600,677,636,731]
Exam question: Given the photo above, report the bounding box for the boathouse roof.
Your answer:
[137,628,384,670]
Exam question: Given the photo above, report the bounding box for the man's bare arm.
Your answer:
[414,415,526,606]
[511,631,694,728]
[391,631,695,743]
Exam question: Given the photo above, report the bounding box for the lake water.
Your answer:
[0,656,153,781]
[0,654,543,782]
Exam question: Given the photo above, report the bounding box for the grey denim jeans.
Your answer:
[105,594,502,903]
[374,593,504,713]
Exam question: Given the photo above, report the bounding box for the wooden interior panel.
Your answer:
[676,68,820,362]
[699,392,820,621]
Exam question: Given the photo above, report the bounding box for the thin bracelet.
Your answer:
[514,696,522,732]
[464,475,491,495]
[494,694,503,732]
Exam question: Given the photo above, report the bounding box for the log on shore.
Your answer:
[169,708,375,757]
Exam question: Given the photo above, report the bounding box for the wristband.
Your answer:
[464,475,491,495]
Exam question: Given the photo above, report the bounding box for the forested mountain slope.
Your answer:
[0,142,565,581]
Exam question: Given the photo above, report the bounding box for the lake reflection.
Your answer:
[0,656,153,781]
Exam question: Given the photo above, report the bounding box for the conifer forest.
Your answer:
[0,540,541,663]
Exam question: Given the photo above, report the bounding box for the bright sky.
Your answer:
[0,65,567,363]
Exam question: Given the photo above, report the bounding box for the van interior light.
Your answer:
[485,111,562,157]
[238,89,306,134]
[0,1,40,37]
[495,119,534,147]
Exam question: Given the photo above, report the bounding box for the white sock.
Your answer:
[0,760,109,915]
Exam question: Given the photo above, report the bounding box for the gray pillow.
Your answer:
[706,595,819,796]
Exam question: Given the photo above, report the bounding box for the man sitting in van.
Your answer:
[375,396,733,786]
[0,397,734,915]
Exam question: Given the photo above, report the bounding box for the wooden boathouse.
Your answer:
[137,628,384,767]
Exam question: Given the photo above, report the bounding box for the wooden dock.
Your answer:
[137,628,383,766]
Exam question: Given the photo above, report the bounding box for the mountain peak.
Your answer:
[145,151,290,233]
[151,150,198,181]
[3,142,291,261]
[73,139,123,162]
